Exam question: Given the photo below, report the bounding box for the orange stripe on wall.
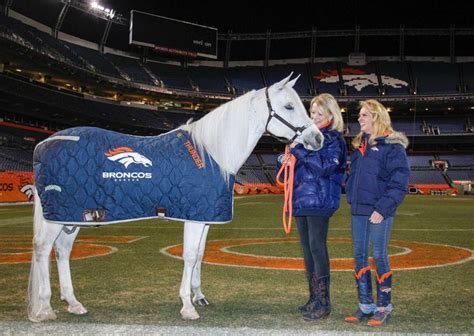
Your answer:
[0,121,54,135]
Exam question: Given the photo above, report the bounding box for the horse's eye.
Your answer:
[284,104,294,110]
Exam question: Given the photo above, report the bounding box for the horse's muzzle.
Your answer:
[299,124,324,151]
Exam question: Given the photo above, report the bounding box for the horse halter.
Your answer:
[264,87,312,144]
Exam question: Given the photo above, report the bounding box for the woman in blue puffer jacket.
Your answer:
[278,93,346,321]
[344,99,410,327]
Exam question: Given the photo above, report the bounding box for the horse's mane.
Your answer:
[180,90,257,182]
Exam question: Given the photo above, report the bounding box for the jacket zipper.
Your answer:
[353,151,364,214]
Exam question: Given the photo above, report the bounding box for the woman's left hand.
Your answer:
[369,211,384,224]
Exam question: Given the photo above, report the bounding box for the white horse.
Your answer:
[28,74,323,322]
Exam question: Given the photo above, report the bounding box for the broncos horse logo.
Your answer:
[316,68,409,91]
[105,147,153,168]
[20,184,35,201]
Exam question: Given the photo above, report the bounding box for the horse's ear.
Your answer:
[287,74,301,88]
[274,72,294,90]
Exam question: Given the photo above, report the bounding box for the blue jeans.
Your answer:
[296,216,330,277]
[351,215,393,276]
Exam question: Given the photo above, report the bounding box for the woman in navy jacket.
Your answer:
[344,99,410,326]
[280,93,346,321]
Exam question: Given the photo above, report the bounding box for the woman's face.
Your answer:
[358,106,375,134]
[310,104,332,128]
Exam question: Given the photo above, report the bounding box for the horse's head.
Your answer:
[132,153,153,167]
[264,74,323,151]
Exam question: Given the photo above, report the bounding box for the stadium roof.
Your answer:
[106,0,474,32]
[7,0,474,59]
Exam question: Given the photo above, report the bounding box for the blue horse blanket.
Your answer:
[34,127,235,224]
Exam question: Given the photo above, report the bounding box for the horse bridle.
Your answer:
[264,87,312,144]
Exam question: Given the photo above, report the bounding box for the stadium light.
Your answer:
[60,0,126,25]
[90,1,115,19]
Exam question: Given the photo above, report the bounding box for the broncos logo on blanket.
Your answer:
[105,147,153,168]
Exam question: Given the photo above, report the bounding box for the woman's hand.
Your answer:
[369,210,384,224]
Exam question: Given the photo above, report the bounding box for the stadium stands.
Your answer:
[187,65,229,93]
[105,53,155,85]
[312,62,343,96]
[146,61,193,90]
[0,147,33,172]
[0,11,472,191]
[377,61,412,95]
[227,66,265,94]
[264,63,312,95]
[410,62,459,94]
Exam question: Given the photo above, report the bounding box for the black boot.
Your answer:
[345,266,376,323]
[298,273,317,313]
[302,274,331,320]
[368,271,393,326]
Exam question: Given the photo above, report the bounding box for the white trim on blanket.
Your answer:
[37,135,81,146]
[43,213,234,226]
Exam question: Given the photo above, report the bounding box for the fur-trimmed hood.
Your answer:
[378,131,409,149]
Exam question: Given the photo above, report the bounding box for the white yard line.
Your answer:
[0,321,453,336]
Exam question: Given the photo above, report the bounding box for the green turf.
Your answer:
[0,194,472,333]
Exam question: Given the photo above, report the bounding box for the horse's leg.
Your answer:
[179,221,207,320]
[54,226,88,315]
[191,224,210,306]
[28,192,63,322]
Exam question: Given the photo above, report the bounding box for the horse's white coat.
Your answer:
[27,75,323,322]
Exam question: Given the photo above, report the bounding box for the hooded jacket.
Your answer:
[345,131,410,218]
[279,126,347,217]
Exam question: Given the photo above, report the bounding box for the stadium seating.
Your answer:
[146,61,193,90]
[312,62,343,96]
[462,62,474,92]
[410,62,459,94]
[264,63,312,95]
[105,54,155,85]
[187,65,229,93]
[409,169,447,184]
[0,147,33,171]
[227,66,265,94]
[376,61,412,95]
[0,12,472,189]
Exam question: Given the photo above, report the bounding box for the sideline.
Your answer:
[0,321,461,336]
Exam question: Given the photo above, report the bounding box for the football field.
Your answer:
[0,195,472,334]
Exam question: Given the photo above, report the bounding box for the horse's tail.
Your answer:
[27,187,49,320]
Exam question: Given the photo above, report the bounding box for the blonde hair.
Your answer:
[310,93,344,132]
[352,99,394,148]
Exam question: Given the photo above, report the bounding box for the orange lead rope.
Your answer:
[276,145,296,235]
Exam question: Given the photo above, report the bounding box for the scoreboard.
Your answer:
[129,10,218,59]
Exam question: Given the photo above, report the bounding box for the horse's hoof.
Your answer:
[180,307,200,320]
[68,302,88,315]
[28,309,57,322]
[193,297,210,307]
